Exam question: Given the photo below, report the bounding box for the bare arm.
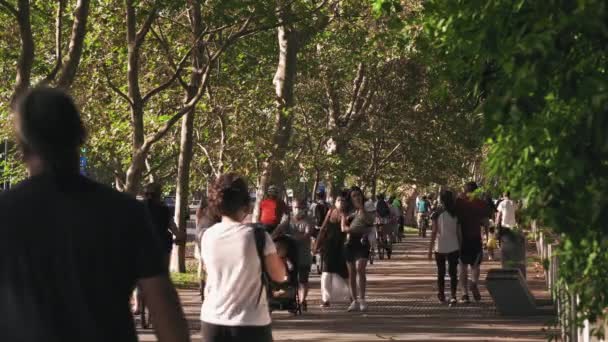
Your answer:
[341,214,350,233]
[313,209,333,253]
[264,253,287,283]
[139,275,190,342]
[428,219,438,260]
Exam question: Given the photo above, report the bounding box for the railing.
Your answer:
[532,223,607,342]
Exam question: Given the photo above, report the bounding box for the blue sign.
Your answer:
[79,156,87,175]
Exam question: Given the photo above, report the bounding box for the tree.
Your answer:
[416,0,608,331]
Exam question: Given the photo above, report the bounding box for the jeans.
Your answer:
[435,251,459,298]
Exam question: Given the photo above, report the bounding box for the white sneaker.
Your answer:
[347,300,359,312]
[359,300,368,312]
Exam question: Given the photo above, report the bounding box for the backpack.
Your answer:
[377,200,391,218]
[251,224,272,305]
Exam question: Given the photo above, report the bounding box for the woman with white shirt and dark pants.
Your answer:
[428,190,462,305]
[200,173,286,342]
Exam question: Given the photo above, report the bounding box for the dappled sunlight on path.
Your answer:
[138,233,554,341]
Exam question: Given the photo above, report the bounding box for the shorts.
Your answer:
[460,250,483,266]
[298,266,311,284]
[201,322,272,342]
[344,238,370,262]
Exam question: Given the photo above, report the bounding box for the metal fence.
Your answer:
[532,223,607,342]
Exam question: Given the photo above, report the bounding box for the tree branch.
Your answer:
[197,142,218,177]
[141,39,192,103]
[40,0,66,85]
[150,26,189,90]
[0,0,18,18]
[11,0,35,107]
[140,17,253,151]
[56,0,90,88]
[102,64,133,107]
[143,152,178,178]
[135,4,158,48]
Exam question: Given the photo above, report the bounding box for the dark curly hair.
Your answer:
[208,173,250,219]
[345,186,365,213]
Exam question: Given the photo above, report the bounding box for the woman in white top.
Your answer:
[428,190,462,305]
[200,173,286,342]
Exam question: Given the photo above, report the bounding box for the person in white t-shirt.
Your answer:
[200,173,286,342]
[428,190,462,305]
[496,191,517,229]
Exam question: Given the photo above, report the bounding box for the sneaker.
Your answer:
[471,284,481,302]
[460,295,470,304]
[359,300,368,312]
[437,292,446,303]
[449,297,458,306]
[320,301,330,308]
[347,300,359,312]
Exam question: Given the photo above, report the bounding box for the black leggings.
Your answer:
[435,251,459,297]
[201,322,273,342]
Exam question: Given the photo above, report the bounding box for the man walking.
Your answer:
[454,181,491,303]
[0,88,189,342]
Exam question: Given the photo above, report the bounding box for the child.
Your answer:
[487,226,498,261]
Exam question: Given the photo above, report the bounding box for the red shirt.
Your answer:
[259,198,286,225]
[454,195,491,250]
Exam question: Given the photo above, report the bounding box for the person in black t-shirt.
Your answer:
[0,87,190,342]
[143,182,182,269]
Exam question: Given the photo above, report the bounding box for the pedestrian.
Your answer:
[486,226,498,260]
[257,185,288,232]
[428,190,461,305]
[342,186,374,312]
[454,181,492,303]
[200,173,286,342]
[273,198,314,311]
[496,191,517,232]
[313,191,349,308]
[416,195,431,237]
[134,181,185,314]
[143,182,183,271]
[195,197,219,302]
[0,87,189,341]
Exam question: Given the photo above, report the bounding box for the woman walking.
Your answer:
[313,191,349,308]
[428,190,461,305]
[342,186,374,312]
[200,173,286,342]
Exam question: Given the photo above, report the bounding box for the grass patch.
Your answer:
[171,271,198,289]
[404,226,419,234]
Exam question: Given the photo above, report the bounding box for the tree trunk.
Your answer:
[172,108,194,273]
[172,0,204,273]
[254,18,298,219]
[11,0,35,107]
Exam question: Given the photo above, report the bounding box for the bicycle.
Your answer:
[377,226,393,260]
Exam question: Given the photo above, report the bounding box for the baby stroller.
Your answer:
[268,234,302,315]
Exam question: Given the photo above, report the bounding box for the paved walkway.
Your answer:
[139,233,555,341]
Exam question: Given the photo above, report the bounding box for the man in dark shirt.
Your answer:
[454,181,491,303]
[0,87,189,342]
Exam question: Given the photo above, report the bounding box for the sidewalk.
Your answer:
[139,233,555,341]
